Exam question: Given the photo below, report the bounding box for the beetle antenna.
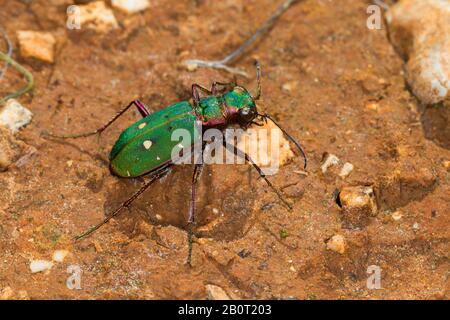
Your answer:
[253,60,262,100]
[259,113,307,169]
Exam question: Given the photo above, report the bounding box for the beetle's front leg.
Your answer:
[223,140,293,211]
[74,166,170,240]
[45,100,151,139]
[191,84,212,107]
[211,80,236,95]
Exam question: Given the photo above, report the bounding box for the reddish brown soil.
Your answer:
[0,0,449,299]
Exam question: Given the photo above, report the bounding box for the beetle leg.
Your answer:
[258,113,307,169]
[186,162,204,267]
[45,100,150,139]
[223,141,293,211]
[191,83,212,107]
[134,100,151,117]
[74,166,170,240]
[211,81,235,95]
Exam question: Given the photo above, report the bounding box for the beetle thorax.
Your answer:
[196,87,258,127]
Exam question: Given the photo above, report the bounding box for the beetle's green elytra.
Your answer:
[110,101,200,178]
[48,62,307,266]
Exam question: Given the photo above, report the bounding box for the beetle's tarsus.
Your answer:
[186,227,194,267]
[45,130,100,139]
[223,141,294,211]
[74,226,97,241]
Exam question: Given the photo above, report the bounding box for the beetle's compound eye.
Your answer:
[239,106,255,122]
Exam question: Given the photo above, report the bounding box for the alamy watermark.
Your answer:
[366,5,382,30]
[367,265,381,289]
[66,265,82,290]
[66,5,81,30]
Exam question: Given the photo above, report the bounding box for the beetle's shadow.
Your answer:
[104,164,257,241]
[419,103,450,150]
[43,135,110,165]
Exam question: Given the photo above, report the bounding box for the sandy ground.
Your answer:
[0,0,449,299]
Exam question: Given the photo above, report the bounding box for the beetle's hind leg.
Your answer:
[44,100,150,139]
[186,162,204,267]
[74,166,170,241]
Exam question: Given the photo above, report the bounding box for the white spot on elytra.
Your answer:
[127,170,131,177]
[143,140,152,149]
[138,122,146,129]
[178,143,183,148]
[157,156,160,160]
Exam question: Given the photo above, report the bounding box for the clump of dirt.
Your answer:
[0,0,448,300]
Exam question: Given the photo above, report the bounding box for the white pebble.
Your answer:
[326,234,346,254]
[0,99,33,133]
[392,211,403,221]
[339,162,354,177]
[52,250,69,263]
[321,153,340,173]
[112,0,150,14]
[386,0,450,104]
[30,260,53,273]
[79,1,119,32]
[205,284,230,300]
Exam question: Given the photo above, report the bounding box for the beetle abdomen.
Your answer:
[110,101,199,177]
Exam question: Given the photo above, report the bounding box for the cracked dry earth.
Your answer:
[0,0,449,299]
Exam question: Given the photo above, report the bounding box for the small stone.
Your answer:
[0,287,14,300]
[79,1,119,32]
[185,62,198,72]
[391,211,403,221]
[17,31,56,63]
[326,234,346,254]
[340,186,377,215]
[0,99,33,133]
[386,0,450,104]
[282,81,299,93]
[339,186,378,229]
[339,162,354,178]
[0,127,26,171]
[443,160,450,171]
[412,222,420,231]
[205,284,230,300]
[111,0,150,14]
[289,265,297,272]
[66,160,73,167]
[321,153,340,173]
[52,249,69,262]
[30,260,53,273]
[366,102,379,111]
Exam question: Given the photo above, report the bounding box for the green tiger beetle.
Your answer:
[49,61,307,266]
